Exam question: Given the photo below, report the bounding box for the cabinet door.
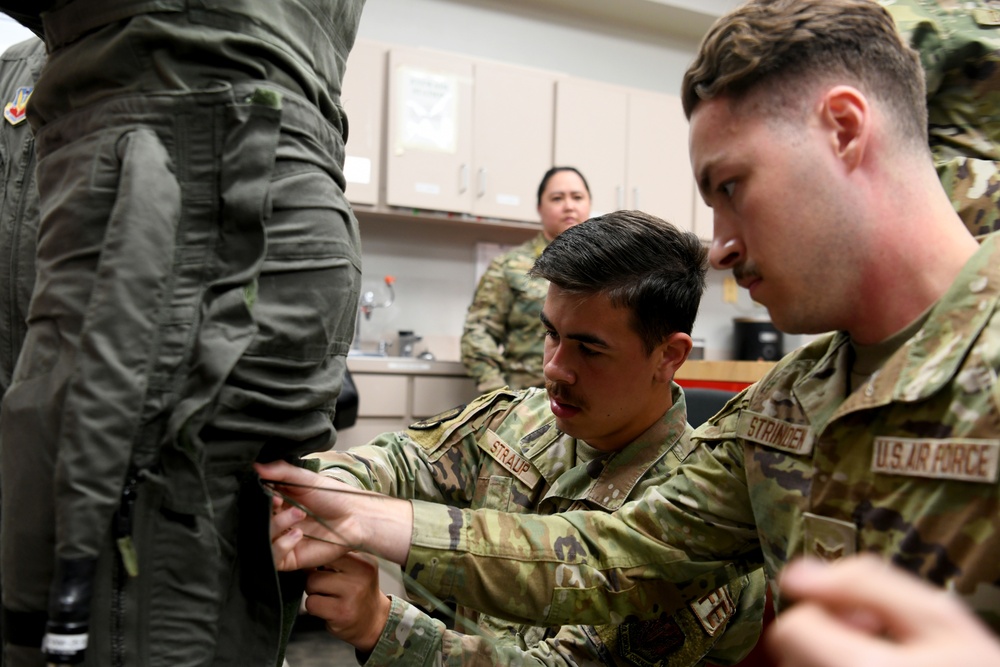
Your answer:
[342,39,387,206]
[554,77,628,217]
[471,61,555,223]
[385,47,474,213]
[626,91,695,232]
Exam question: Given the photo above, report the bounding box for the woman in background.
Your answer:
[460,166,591,392]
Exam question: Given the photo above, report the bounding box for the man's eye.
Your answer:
[579,344,598,357]
[544,330,558,340]
[721,181,736,197]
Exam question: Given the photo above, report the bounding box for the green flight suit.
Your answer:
[0,3,364,666]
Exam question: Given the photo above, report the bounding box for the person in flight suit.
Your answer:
[259,0,1000,660]
[460,167,591,393]
[0,34,45,661]
[296,209,766,667]
[0,2,365,666]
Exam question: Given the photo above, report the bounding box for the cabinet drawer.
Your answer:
[354,374,408,417]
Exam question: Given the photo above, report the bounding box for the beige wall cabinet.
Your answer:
[470,60,555,222]
[554,77,695,231]
[385,46,475,214]
[329,358,478,451]
[342,39,388,206]
[385,46,555,223]
[554,77,629,217]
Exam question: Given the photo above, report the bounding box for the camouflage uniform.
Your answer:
[461,234,549,392]
[882,0,1000,238]
[401,232,1000,634]
[322,386,766,666]
[0,2,364,665]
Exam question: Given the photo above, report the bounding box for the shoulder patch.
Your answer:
[597,618,686,667]
[409,405,466,430]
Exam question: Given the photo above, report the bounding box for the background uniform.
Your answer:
[0,3,364,665]
[322,386,765,667]
[400,233,1000,635]
[884,0,1000,238]
[460,235,549,393]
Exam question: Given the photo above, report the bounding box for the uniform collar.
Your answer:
[532,383,690,511]
[792,233,1000,421]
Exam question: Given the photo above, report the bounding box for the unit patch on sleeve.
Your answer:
[4,86,31,126]
[479,429,540,488]
[736,410,815,455]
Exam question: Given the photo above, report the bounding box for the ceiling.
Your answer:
[464,0,743,42]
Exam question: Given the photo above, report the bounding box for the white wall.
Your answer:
[357,0,702,94]
[354,0,808,360]
[0,14,34,51]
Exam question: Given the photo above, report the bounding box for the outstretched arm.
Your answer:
[259,460,413,571]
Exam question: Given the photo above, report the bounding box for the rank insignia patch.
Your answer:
[4,86,31,126]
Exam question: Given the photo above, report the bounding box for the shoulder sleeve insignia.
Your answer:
[4,86,32,126]
[594,617,686,667]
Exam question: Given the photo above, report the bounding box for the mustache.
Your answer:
[545,381,581,408]
[733,262,761,283]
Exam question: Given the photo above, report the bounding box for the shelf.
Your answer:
[353,203,544,234]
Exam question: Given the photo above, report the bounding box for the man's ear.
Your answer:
[820,85,869,171]
[655,332,693,382]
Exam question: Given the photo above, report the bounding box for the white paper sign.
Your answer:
[397,66,458,154]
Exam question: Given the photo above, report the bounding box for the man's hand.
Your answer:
[766,555,1000,667]
[305,553,392,653]
[257,459,414,571]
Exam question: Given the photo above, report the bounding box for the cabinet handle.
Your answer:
[633,187,640,210]
[616,185,624,211]
[477,168,487,198]
[459,164,469,194]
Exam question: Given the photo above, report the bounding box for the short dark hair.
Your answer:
[682,0,927,149]
[530,210,708,354]
[536,166,590,207]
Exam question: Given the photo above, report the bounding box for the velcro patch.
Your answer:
[974,8,1000,26]
[736,411,814,455]
[689,586,735,636]
[871,437,1000,483]
[617,618,685,666]
[409,405,465,430]
[479,429,540,488]
[803,512,857,561]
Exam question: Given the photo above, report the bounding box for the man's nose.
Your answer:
[708,216,744,270]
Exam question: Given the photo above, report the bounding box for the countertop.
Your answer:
[346,355,468,376]
[347,356,777,384]
[676,360,776,384]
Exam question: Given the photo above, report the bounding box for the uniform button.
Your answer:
[970,276,988,293]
